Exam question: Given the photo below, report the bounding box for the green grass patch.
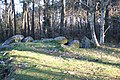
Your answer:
[5,41,120,80]
[10,41,65,52]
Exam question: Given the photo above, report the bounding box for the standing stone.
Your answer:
[68,40,80,48]
[81,36,96,48]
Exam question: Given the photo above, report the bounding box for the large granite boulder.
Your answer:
[54,36,68,44]
[2,35,24,46]
[81,36,96,48]
[23,36,34,42]
[68,40,80,48]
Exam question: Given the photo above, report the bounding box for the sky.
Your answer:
[0,0,46,14]
[0,0,22,18]
[0,0,23,14]
[14,0,43,13]
[14,0,23,13]
[0,0,44,18]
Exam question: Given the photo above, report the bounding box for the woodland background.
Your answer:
[0,0,120,45]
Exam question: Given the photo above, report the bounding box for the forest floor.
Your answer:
[2,41,120,80]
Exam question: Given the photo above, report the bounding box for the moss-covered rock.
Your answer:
[54,36,68,44]
[2,35,24,46]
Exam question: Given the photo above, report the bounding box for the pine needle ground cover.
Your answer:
[4,41,120,80]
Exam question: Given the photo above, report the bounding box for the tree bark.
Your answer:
[43,0,51,38]
[27,2,30,36]
[60,0,65,36]
[11,0,16,35]
[99,10,105,45]
[4,0,8,38]
[31,0,35,39]
[99,0,111,45]
[22,1,27,36]
[38,3,41,38]
[43,0,47,38]
[51,0,55,37]
[89,12,100,47]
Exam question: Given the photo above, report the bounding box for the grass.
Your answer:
[3,41,120,80]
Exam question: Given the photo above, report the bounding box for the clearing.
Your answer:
[3,41,120,80]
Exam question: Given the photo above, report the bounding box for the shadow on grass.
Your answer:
[97,46,120,54]
[10,54,120,80]
[8,42,120,67]
[15,63,120,80]
[13,74,48,80]
[17,66,93,80]
[11,47,120,68]
[10,47,120,68]
[75,56,120,67]
[10,56,92,80]
[35,49,120,67]
[2,41,119,80]
[11,55,40,61]
[36,64,120,80]
[7,50,120,79]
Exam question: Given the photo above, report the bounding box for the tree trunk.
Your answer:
[4,0,8,38]
[99,10,105,45]
[43,0,47,38]
[60,0,65,36]
[8,12,13,37]
[99,0,110,45]
[105,4,109,29]
[31,0,35,39]
[11,0,16,35]
[0,19,4,42]
[100,0,106,45]
[89,12,100,46]
[38,3,41,38]
[22,1,27,36]
[43,0,51,38]
[51,0,55,37]
[27,2,30,36]
[47,1,52,38]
